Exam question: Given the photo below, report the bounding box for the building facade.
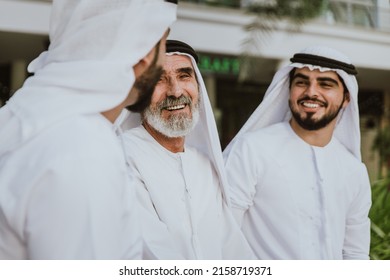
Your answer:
[1,0,390,180]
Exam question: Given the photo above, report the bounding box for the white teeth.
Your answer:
[302,102,319,108]
[166,104,185,111]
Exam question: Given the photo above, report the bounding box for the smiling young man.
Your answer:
[119,40,255,259]
[288,67,350,146]
[223,46,372,260]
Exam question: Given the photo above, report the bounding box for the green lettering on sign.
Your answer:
[198,54,240,75]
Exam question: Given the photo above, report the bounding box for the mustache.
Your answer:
[298,96,327,107]
[159,95,192,110]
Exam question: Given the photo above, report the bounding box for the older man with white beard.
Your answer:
[120,40,254,260]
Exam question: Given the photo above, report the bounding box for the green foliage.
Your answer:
[182,0,327,20]
[239,0,326,82]
[370,125,390,259]
[245,0,326,23]
[369,178,390,259]
[242,0,327,38]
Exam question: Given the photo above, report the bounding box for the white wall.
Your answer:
[0,0,50,35]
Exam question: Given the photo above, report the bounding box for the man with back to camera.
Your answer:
[0,0,177,259]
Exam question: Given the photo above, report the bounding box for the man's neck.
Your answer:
[289,119,336,147]
[143,121,185,153]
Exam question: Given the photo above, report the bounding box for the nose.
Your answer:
[305,82,318,98]
[167,78,182,98]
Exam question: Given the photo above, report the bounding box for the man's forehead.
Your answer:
[163,54,194,71]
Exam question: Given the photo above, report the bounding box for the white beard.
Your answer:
[143,100,200,138]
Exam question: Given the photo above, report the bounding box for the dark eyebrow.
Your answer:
[160,67,194,78]
[292,73,309,81]
[176,67,194,76]
[292,73,339,86]
[317,77,339,86]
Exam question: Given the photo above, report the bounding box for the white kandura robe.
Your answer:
[123,126,255,259]
[0,114,141,259]
[224,122,371,260]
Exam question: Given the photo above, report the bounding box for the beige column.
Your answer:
[382,91,390,127]
[276,59,290,70]
[10,60,27,96]
[377,91,390,178]
[204,74,216,108]
[203,74,222,136]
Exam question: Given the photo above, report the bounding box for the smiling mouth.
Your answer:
[299,97,327,109]
[301,102,320,108]
[165,104,186,111]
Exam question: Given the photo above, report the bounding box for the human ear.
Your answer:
[342,92,350,108]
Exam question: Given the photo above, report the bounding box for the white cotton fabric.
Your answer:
[224,45,361,160]
[224,122,371,259]
[118,52,255,259]
[0,115,142,259]
[0,0,177,259]
[123,126,254,259]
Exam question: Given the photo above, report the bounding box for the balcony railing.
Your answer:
[323,0,390,31]
[182,0,390,32]
[11,0,390,32]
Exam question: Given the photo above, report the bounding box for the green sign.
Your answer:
[198,54,240,76]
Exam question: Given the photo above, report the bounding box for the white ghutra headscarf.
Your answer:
[0,0,177,155]
[224,45,361,160]
[116,40,232,205]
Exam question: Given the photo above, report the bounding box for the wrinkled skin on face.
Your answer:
[143,54,200,138]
